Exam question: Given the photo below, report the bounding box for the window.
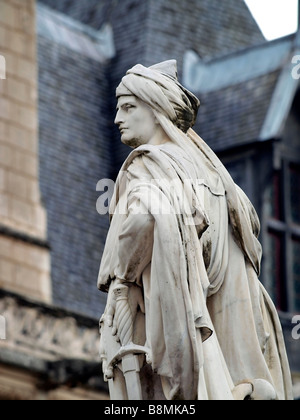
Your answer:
[290,164,300,225]
[264,162,300,313]
[292,237,300,311]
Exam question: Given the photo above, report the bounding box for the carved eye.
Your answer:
[124,104,135,112]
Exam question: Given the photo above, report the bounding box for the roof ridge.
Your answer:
[37,3,115,62]
[183,37,293,93]
[205,33,296,65]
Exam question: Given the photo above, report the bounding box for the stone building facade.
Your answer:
[0,0,299,400]
[0,0,51,303]
[0,0,108,400]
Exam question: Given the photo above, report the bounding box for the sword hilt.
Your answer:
[113,284,133,346]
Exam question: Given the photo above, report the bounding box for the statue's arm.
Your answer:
[115,197,154,286]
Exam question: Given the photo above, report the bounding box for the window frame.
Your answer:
[265,152,300,313]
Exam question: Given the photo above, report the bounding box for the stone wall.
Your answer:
[0,365,108,401]
[0,0,51,303]
[0,290,109,400]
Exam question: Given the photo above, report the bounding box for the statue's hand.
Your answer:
[106,292,118,337]
[105,280,145,343]
[128,284,145,315]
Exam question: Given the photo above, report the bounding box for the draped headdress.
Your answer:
[116,60,200,133]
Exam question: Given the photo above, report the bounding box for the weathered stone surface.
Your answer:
[0,293,99,362]
[0,0,51,303]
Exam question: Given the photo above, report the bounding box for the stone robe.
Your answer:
[98,123,293,400]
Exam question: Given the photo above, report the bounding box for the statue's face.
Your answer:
[115,96,158,148]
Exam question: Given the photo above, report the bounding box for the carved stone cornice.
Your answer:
[0,293,100,364]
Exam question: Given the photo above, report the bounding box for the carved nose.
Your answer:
[114,110,123,126]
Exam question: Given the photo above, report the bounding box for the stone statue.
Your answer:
[98,60,293,400]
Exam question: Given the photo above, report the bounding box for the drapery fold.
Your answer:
[98,127,293,399]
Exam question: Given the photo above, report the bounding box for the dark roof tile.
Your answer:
[195,70,280,151]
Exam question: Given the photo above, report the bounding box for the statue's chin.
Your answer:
[121,137,144,149]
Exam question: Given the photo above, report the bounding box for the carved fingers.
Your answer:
[106,293,118,337]
[104,282,145,345]
[128,284,145,315]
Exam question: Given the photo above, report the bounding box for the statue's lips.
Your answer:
[120,128,128,134]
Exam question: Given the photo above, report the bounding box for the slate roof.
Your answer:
[39,0,265,60]
[37,5,113,318]
[37,3,115,62]
[195,70,281,151]
[146,0,265,64]
[188,34,300,151]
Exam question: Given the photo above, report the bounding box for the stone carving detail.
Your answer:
[0,296,99,361]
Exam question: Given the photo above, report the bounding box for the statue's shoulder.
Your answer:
[125,144,172,170]
[125,151,151,182]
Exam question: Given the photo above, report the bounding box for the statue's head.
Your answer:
[115,92,164,149]
[115,60,200,149]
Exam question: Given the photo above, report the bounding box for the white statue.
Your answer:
[98,60,293,400]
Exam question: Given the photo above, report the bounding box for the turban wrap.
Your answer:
[116,61,200,133]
